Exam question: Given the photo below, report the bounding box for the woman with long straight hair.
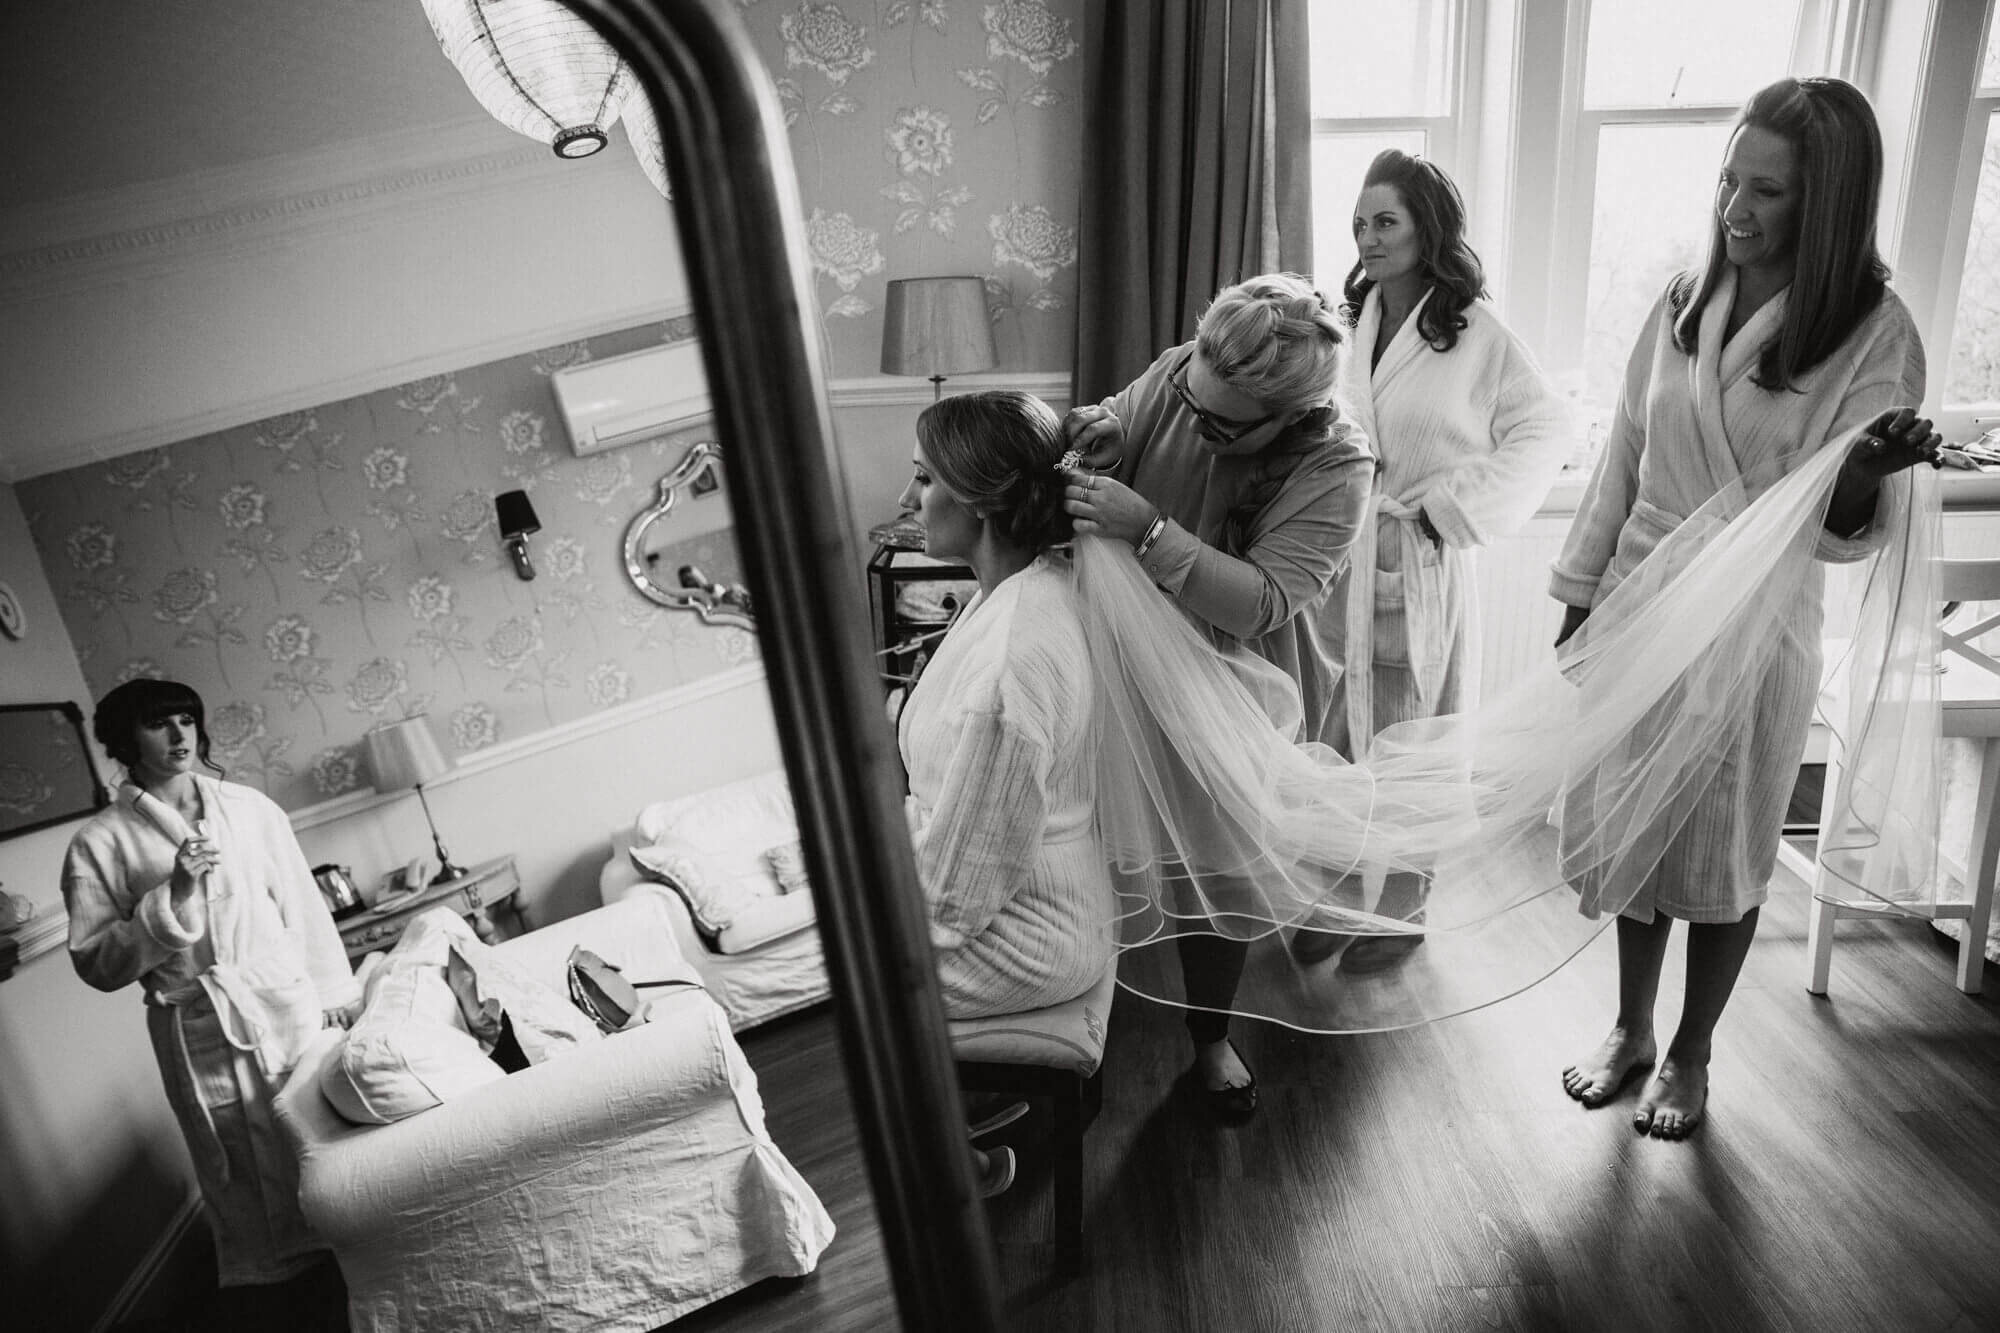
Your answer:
[1551,77,1940,1138]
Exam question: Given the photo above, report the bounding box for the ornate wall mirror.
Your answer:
[0,701,110,840]
[622,439,754,630]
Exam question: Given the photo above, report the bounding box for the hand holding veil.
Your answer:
[1073,432,1942,1032]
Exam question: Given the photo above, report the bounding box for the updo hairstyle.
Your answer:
[1195,273,1349,415]
[915,390,1076,551]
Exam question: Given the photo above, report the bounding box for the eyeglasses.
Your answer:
[1168,352,1276,446]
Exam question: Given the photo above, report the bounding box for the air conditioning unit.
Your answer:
[551,340,712,457]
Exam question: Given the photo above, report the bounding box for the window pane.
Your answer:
[1584,0,1800,108]
[1308,0,1454,119]
[1311,130,1428,294]
[1582,122,1734,414]
[1947,114,2000,404]
[1984,13,2000,92]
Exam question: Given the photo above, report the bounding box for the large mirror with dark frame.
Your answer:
[0,701,109,840]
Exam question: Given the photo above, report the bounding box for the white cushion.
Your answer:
[628,771,818,947]
[713,892,817,954]
[321,910,503,1124]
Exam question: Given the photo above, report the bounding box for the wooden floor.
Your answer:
[123,862,2000,1332]
[689,867,2000,1333]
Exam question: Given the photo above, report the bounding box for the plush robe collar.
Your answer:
[1691,267,1791,494]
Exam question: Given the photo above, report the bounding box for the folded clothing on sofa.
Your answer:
[321,908,600,1125]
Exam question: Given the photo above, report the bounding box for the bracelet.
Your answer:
[1133,514,1167,561]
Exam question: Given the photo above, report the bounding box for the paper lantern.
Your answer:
[420,0,634,159]
[621,86,673,199]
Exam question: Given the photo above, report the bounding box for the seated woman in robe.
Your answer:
[895,390,1116,1022]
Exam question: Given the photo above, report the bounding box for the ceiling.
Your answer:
[0,0,488,212]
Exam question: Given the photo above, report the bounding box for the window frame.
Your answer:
[1926,2,2000,440]
[1303,0,2000,450]
[1306,0,1485,290]
[1525,0,1840,403]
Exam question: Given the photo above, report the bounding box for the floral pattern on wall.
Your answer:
[715,0,1084,376]
[19,322,749,813]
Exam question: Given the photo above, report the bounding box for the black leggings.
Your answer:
[1177,931,1249,1045]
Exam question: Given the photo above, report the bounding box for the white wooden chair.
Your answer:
[1806,555,2000,996]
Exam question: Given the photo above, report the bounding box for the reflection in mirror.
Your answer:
[622,439,754,628]
[0,702,108,840]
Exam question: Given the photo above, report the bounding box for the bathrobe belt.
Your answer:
[1343,494,1454,757]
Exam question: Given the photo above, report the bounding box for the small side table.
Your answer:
[866,541,978,693]
[337,856,524,963]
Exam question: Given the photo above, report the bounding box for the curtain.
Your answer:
[1072,0,1314,405]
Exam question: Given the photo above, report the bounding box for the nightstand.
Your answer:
[337,855,524,963]
[867,541,978,693]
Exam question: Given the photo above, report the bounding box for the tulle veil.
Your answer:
[1072,431,1944,1033]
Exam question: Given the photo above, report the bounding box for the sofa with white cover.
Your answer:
[597,768,832,1030]
[272,893,834,1333]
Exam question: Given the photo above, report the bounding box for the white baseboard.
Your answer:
[92,1190,203,1333]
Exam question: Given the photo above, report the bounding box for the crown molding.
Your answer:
[1,367,1077,484]
[0,117,634,303]
[0,298,691,484]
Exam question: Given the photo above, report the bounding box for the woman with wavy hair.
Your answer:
[1293,150,1572,973]
[1552,77,1938,1138]
[1060,272,1373,1119]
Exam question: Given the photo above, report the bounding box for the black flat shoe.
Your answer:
[1288,927,1350,965]
[1189,1041,1259,1123]
[1338,933,1424,974]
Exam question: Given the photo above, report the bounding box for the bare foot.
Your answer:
[1193,1037,1253,1092]
[1634,1055,1708,1139]
[1561,1026,1657,1107]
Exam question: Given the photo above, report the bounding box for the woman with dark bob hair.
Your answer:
[1551,77,1940,1139]
[62,677,358,1284]
[1292,150,1572,973]
[895,391,1117,1194]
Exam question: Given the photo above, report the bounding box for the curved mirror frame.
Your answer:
[622,440,754,629]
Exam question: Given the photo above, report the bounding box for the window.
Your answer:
[1305,0,1467,296]
[1944,17,2000,411]
[1566,0,1818,416]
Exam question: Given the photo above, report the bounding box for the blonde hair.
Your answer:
[1196,273,1349,414]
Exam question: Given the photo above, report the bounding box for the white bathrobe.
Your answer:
[1550,273,1926,922]
[1322,290,1572,755]
[63,775,358,1285]
[899,557,1115,1017]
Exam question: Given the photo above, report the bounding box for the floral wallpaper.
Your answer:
[724,0,1085,377]
[17,321,752,813]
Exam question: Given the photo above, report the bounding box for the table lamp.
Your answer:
[880,276,998,401]
[364,716,466,884]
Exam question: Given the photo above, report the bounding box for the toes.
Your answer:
[1632,1103,1656,1133]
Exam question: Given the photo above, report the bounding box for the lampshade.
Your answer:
[420,0,634,159]
[880,277,998,382]
[365,717,453,793]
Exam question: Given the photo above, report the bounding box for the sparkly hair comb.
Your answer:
[1054,447,1084,473]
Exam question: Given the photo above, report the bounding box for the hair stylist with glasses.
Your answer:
[1062,272,1373,1120]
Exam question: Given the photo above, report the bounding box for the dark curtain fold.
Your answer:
[1072,0,1314,405]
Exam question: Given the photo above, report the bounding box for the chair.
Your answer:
[946,961,1117,1277]
[1807,555,2000,996]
